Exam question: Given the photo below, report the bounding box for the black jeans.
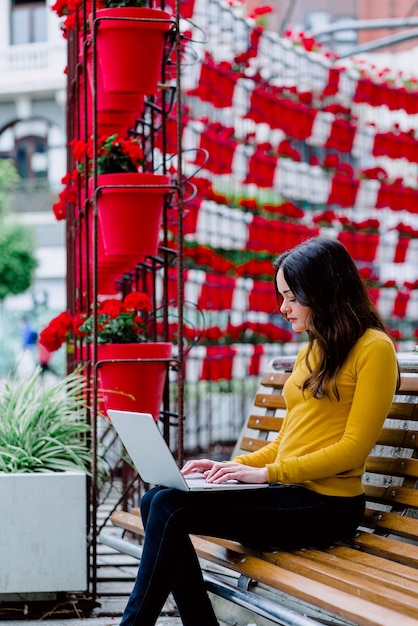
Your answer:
[119,484,365,626]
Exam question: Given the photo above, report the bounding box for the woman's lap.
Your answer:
[141,483,365,550]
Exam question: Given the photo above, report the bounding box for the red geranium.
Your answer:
[39,311,73,353]
[40,291,154,352]
[70,134,145,177]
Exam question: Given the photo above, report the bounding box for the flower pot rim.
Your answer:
[90,172,172,194]
[95,6,173,28]
[94,172,170,182]
[97,341,172,349]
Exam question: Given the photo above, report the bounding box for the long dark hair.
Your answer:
[274,236,394,399]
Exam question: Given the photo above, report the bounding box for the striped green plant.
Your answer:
[0,369,92,474]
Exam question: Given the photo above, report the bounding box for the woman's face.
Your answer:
[276,268,311,333]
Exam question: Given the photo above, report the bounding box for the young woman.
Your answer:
[119,236,399,626]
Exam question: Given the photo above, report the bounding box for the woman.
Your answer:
[119,236,399,626]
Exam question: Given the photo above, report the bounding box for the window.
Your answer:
[11,0,47,45]
[0,122,49,179]
[16,136,48,179]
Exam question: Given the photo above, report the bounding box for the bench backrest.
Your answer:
[232,363,418,544]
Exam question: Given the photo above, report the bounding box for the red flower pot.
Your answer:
[187,58,238,108]
[249,344,264,377]
[393,236,411,263]
[85,43,144,136]
[91,172,171,258]
[195,129,237,175]
[325,119,356,153]
[244,149,278,187]
[197,274,235,310]
[97,342,172,418]
[248,217,319,254]
[337,231,379,263]
[392,291,410,319]
[77,203,141,294]
[93,8,172,95]
[201,346,236,382]
[327,174,359,208]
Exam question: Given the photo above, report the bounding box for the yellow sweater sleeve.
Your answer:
[233,330,398,496]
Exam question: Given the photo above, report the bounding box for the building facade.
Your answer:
[0,0,67,374]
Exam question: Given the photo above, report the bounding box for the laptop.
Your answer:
[108,409,269,492]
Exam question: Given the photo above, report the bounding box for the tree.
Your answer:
[0,160,38,302]
[0,158,19,217]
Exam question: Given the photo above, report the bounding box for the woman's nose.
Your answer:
[280,300,289,314]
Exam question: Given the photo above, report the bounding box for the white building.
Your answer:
[0,0,68,373]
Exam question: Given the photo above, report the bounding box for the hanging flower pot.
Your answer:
[201,346,236,382]
[40,294,173,420]
[91,172,171,257]
[337,231,379,263]
[243,148,278,187]
[97,342,172,418]
[86,43,144,136]
[93,8,172,95]
[76,190,141,295]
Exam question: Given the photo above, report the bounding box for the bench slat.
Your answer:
[349,531,418,568]
[260,372,290,388]
[365,455,418,478]
[247,414,284,432]
[111,510,144,536]
[253,393,286,410]
[398,375,418,394]
[374,428,418,448]
[362,507,418,540]
[363,483,418,508]
[239,437,273,453]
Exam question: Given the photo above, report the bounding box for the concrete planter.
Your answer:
[0,471,87,595]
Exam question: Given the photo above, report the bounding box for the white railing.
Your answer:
[0,41,66,76]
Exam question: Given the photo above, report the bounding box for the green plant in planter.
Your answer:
[0,369,93,474]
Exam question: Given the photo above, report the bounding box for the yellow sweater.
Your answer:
[233,329,398,496]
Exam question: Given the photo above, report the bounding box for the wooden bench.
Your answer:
[102,359,418,626]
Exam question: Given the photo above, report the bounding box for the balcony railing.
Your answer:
[0,41,66,91]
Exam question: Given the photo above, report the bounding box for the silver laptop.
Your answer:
[108,409,268,492]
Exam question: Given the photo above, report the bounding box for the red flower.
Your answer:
[359,267,379,283]
[39,311,73,352]
[99,299,124,319]
[201,326,224,342]
[71,134,144,176]
[251,6,273,17]
[361,166,388,181]
[40,291,155,351]
[52,199,67,221]
[238,198,258,211]
[323,153,340,170]
[278,140,301,161]
[312,210,337,226]
[388,328,402,340]
[123,291,153,313]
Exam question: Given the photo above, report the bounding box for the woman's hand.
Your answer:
[182,460,267,484]
[181,458,217,476]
